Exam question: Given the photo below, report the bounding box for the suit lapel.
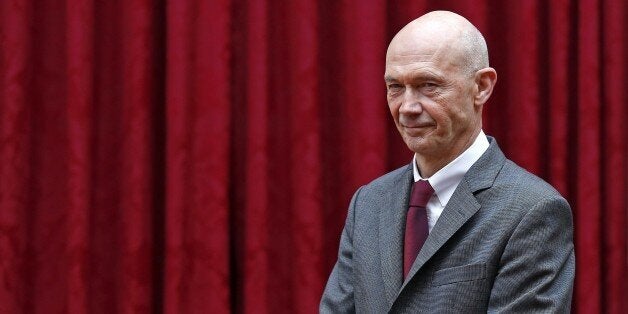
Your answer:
[401,180,480,288]
[399,137,506,291]
[379,165,413,307]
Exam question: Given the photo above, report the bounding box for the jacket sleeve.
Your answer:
[319,187,362,314]
[488,196,575,313]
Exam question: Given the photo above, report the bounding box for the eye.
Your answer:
[387,83,403,93]
[419,82,439,93]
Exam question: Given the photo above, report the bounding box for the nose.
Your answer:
[399,88,423,115]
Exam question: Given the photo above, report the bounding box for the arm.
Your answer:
[320,188,362,314]
[488,197,575,313]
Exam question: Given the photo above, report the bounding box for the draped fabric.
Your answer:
[0,0,626,313]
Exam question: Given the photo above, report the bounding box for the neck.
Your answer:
[415,128,481,178]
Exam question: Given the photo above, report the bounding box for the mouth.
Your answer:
[401,123,435,136]
[402,123,435,129]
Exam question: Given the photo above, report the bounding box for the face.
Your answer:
[385,40,481,161]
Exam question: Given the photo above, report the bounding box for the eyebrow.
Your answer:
[384,72,445,84]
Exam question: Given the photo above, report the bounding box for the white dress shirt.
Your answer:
[412,130,490,232]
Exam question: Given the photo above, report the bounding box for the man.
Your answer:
[320,11,575,313]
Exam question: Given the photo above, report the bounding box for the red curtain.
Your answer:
[0,0,626,313]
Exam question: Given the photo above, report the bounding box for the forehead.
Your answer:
[384,48,460,81]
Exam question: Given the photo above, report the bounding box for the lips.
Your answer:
[400,122,435,136]
[399,116,435,128]
[402,123,434,128]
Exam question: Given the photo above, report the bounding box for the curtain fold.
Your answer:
[575,0,603,311]
[165,0,232,313]
[239,0,270,312]
[601,3,627,313]
[0,0,626,313]
[65,0,93,312]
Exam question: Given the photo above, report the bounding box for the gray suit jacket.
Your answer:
[320,138,575,313]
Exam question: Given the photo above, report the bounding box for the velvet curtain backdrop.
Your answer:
[0,0,626,313]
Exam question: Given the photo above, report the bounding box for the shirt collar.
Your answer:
[412,130,490,207]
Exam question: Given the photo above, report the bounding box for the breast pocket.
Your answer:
[431,263,486,286]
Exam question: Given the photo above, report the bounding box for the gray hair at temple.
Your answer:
[457,21,489,75]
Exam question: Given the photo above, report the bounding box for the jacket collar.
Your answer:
[379,136,506,307]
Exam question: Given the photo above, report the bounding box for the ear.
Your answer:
[474,67,497,106]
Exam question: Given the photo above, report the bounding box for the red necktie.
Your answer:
[403,180,434,278]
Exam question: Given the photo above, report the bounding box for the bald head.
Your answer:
[384,11,497,176]
[387,11,489,75]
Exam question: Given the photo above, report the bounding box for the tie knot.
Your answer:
[409,180,434,207]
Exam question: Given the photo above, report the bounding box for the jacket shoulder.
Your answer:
[362,163,412,191]
[500,160,563,198]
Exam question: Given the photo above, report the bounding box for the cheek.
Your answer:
[387,101,401,120]
[434,97,471,124]
[423,102,451,126]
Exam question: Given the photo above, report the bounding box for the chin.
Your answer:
[404,137,431,154]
